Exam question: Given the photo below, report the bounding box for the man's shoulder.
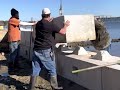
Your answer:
[9,17,20,23]
[37,20,42,23]
[9,17,18,20]
[36,20,42,27]
[36,19,52,25]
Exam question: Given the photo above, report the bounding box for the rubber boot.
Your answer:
[50,76,63,90]
[29,76,37,90]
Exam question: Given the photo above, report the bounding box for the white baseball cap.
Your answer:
[42,8,51,14]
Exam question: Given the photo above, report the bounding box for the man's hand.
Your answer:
[64,20,70,27]
[59,20,70,35]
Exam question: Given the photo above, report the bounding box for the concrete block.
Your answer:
[56,53,102,90]
[54,15,96,43]
[56,50,120,90]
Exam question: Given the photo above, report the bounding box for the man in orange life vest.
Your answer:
[8,8,35,73]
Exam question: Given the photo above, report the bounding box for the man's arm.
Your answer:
[20,21,36,26]
[59,20,70,35]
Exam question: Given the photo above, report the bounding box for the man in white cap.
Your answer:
[29,8,70,90]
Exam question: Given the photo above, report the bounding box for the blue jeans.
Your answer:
[32,48,57,76]
[8,41,20,69]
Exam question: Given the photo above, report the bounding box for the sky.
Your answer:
[0,0,120,21]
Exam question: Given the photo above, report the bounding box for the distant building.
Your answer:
[0,21,4,30]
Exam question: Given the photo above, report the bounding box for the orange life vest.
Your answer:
[8,17,20,42]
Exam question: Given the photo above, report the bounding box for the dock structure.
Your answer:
[20,15,120,90]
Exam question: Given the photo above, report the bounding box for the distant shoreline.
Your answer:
[112,39,120,42]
